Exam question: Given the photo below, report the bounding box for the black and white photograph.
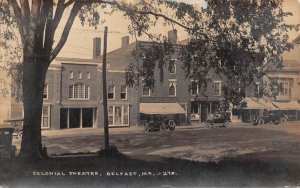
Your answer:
[0,0,300,187]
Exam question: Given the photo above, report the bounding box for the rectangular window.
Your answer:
[191,80,199,95]
[279,81,290,96]
[169,80,177,96]
[87,72,91,80]
[214,81,222,96]
[254,82,260,96]
[69,71,73,79]
[43,85,48,99]
[78,71,82,79]
[169,59,176,74]
[142,80,150,96]
[108,85,115,100]
[108,106,114,125]
[120,86,127,100]
[41,106,50,129]
[108,106,130,126]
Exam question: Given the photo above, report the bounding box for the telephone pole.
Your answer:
[102,26,109,150]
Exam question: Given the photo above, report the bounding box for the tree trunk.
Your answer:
[19,52,48,159]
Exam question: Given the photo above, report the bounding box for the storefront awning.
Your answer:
[243,97,277,110]
[271,101,300,110]
[140,103,186,115]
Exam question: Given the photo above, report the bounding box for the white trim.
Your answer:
[169,59,177,74]
[168,79,177,97]
[214,81,222,96]
[43,84,48,100]
[108,85,115,100]
[69,71,74,79]
[41,106,50,129]
[120,86,128,100]
[69,83,90,100]
[87,72,91,80]
[78,71,82,79]
[108,105,130,126]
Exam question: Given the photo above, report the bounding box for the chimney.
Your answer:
[93,37,101,58]
[121,36,130,48]
[168,30,177,44]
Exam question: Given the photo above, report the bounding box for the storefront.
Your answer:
[60,107,97,129]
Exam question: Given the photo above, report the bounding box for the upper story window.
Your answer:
[254,82,260,96]
[169,59,176,74]
[120,85,127,100]
[69,71,74,79]
[87,72,91,80]
[191,80,199,95]
[108,85,115,100]
[78,71,82,79]
[43,85,48,100]
[169,79,177,96]
[214,81,222,96]
[69,83,89,99]
[142,80,151,96]
[279,81,291,96]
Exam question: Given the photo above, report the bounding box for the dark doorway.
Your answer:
[201,105,208,122]
[60,108,68,129]
[82,108,93,128]
[69,108,80,128]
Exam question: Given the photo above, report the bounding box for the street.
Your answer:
[12,122,300,162]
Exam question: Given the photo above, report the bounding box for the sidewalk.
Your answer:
[42,122,251,138]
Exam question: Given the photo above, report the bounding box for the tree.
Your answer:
[125,0,298,109]
[0,0,297,159]
[0,0,203,159]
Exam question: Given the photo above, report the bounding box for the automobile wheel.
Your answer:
[17,130,23,139]
[280,118,286,124]
[224,121,231,128]
[257,119,264,126]
[144,125,150,132]
[168,120,176,131]
[160,123,167,131]
[206,123,212,129]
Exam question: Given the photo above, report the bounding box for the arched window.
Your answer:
[169,80,177,96]
[69,83,90,99]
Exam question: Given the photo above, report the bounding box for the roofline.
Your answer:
[293,35,300,44]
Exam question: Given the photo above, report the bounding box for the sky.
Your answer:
[56,0,300,60]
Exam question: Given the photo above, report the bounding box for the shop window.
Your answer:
[108,106,130,126]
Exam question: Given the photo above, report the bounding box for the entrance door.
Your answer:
[201,105,208,122]
[60,108,68,129]
[82,108,93,128]
[69,108,80,128]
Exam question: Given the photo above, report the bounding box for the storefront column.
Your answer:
[209,102,212,113]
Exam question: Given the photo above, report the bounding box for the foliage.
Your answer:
[124,0,298,108]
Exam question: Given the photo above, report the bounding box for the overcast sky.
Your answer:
[53,0,300,60]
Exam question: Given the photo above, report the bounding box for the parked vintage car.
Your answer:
[4,117,24,139]
[141,115,176,132]
[253,111,288,126]
[205,111,231,129]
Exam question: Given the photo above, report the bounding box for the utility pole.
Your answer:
[102,26,109,150]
